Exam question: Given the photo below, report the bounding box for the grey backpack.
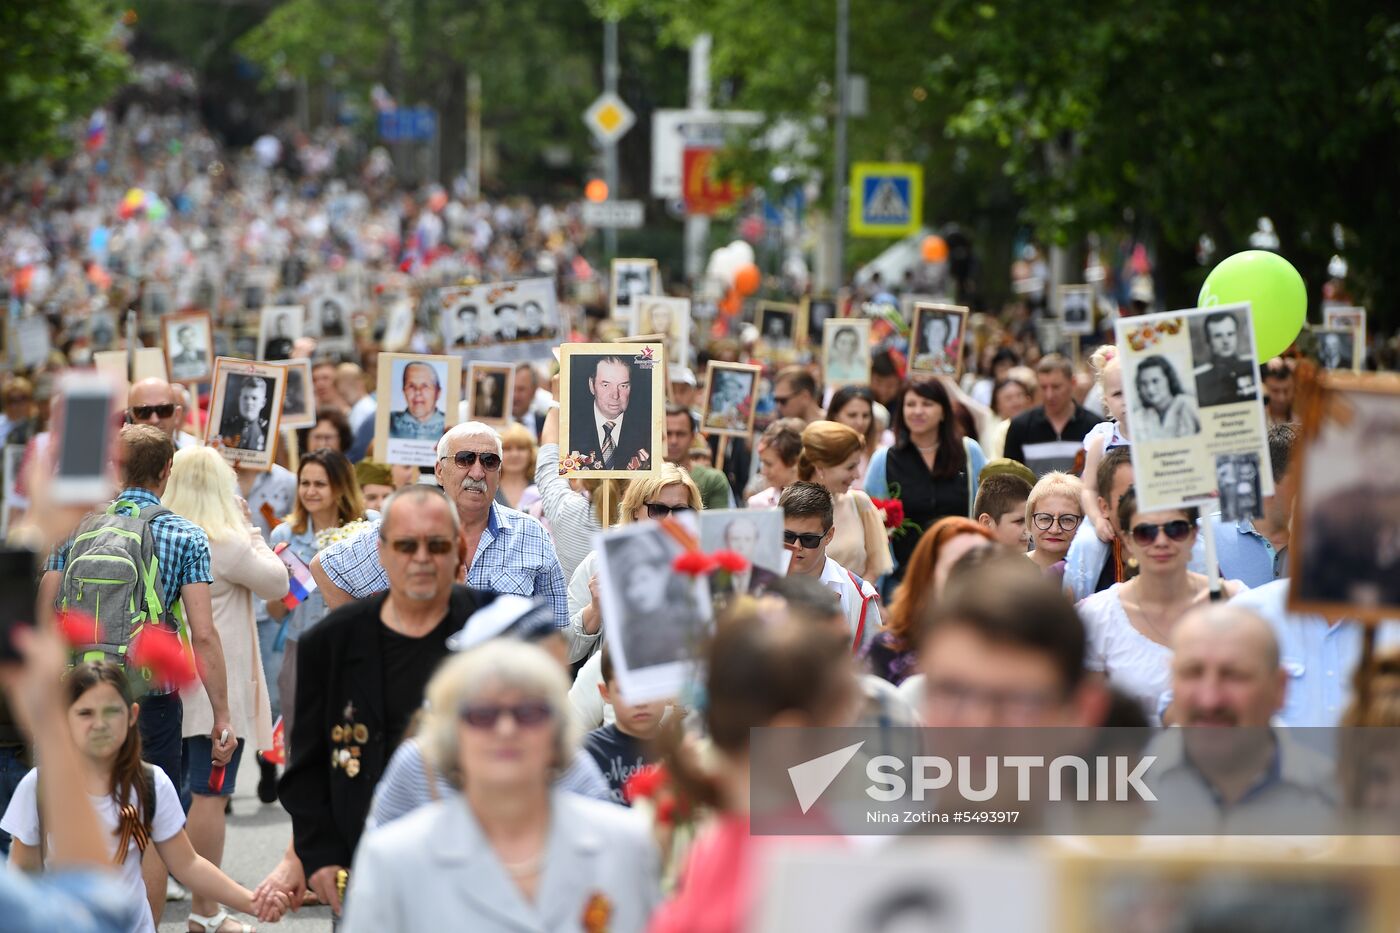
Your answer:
[58,499,182,673]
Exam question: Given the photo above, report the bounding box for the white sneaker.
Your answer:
[166,876,189,901]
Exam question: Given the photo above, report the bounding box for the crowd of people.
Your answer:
[0,61,1395,933]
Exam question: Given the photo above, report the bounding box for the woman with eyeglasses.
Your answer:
[267,449,376,743]
[1024,471,1084,577]
[565,463,703,727]
[1077,487,1246,722]
[341,640,659,932]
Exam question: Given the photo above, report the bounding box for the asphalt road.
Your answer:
[158,752,334,932]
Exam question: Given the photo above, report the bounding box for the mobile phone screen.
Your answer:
[58,394,112,479]
[0,548,39,662]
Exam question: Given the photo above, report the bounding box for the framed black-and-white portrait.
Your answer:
[558,343,664,478]
[596,521,711,704]
[161,311,214,384]
[1289,371,1400,621]
[277,358,316,430]
[757,301,803,350]
[610,258,659,319]
[205,357,287,471]
[466,361,514,428]
[909,303,968,378]
[256,305,304,362]
[822,318,872,389]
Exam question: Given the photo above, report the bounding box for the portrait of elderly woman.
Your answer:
[1131,355,1202,441]
[341,640,659,931]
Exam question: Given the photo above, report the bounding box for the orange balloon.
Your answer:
[733,262,761,296]
[719,291,742,315]
[585,179,609,203]
[921,235,948,263]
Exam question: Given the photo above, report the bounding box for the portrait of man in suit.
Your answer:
[711,516,780,596]
[221,374,272,451]
[1193,310,1258,407]
[451,303,482,347]
[263,311,295,361]
[569,354,653,472]
[169,323,209,380]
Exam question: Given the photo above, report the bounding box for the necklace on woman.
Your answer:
[1127,580,1198,644]
[499,849,545,876]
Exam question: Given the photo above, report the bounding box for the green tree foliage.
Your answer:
[0,0,129,163]
[619,0,1400,321]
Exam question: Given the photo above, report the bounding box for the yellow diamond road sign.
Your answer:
[584,92,636,145]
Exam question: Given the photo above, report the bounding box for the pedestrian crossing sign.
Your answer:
[848,162,923,237]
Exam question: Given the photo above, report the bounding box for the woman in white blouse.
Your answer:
[1077,488,1245,721]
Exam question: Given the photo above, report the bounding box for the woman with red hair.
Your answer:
[863,516,996,685]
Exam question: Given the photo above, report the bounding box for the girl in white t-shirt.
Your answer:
[1,662,287,933]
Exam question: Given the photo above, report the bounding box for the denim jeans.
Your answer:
[0,745,30,856]
[137,691,184,790]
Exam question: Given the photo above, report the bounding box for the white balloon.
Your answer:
[709,245,743,287]
[728,240,755,267]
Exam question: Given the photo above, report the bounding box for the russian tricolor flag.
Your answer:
[85,109,107,152]
[281,573,317,610]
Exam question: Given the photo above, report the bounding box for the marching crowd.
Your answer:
[0,63,1396,933]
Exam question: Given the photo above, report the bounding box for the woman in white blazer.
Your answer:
[342,640,660,933]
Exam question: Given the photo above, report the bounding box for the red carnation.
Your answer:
[713,550,750,573]
[56,610,99,648]
[672,552,719,576]
[623,763,666,804]
[130,628,197,688]
[883,498,905,527]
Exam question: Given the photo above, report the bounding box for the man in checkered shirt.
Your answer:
[39,425,234,814]
[312,421,568,635]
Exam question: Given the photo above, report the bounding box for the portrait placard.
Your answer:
[161,312,214,384]
[757,301,804,351]
[381,295,416,352]
[307,285,354,358]
[442,278,561,366]
[140,280,174,324]
[700,361,761,438]
[277,358,316,430]
[1311,326,1361,373]
[804,295,837,340]
[205,357,287,472]
[256,305,304,362]
[9,316,51,371]
[240,266,278,315]
[558,342,665,478]
[1322,305,1367,369]
[909,303,969,378]
[466,362,515,428]
[1288,371,1400,622]
[609,258,659,319]
[632,295,691,373]
[822,318,873,389]
[1057,284,1096,337]
[595,521,711,705]
[1116,303,1272,511]
[373,353,462,467]
[698,508,787,598]
[87,310,118,352]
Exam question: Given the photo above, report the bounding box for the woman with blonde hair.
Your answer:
[342,640,658,932]
[496,422,540,511]
[163,446,290,932]
[799,420,893,582]
[1024,471,1085,576]
[566,462,704,726]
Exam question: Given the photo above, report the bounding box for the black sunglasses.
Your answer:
[1032,512,1082,533]
[129,404,176,420]
[379,534,457,556]
[784,529,828,550]
[645,502,694,519]
[458,701,553,729]
[439,450,502,471]
[1131,520,1194,546]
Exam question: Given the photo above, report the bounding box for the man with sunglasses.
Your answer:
[278,484,493,917]
[780,482,882,651]
[127,377,199,449]
[771,366,825,425]
[310,422,568,629]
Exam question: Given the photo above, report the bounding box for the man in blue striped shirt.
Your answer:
[310,422,568,628]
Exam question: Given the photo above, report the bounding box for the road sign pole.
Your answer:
[831,0,849,292]
[685,34,712,284]
[604,18,620,261]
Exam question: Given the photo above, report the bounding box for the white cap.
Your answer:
[669,366,697,387]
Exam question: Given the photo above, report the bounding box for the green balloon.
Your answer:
[1197,250,1306,361]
